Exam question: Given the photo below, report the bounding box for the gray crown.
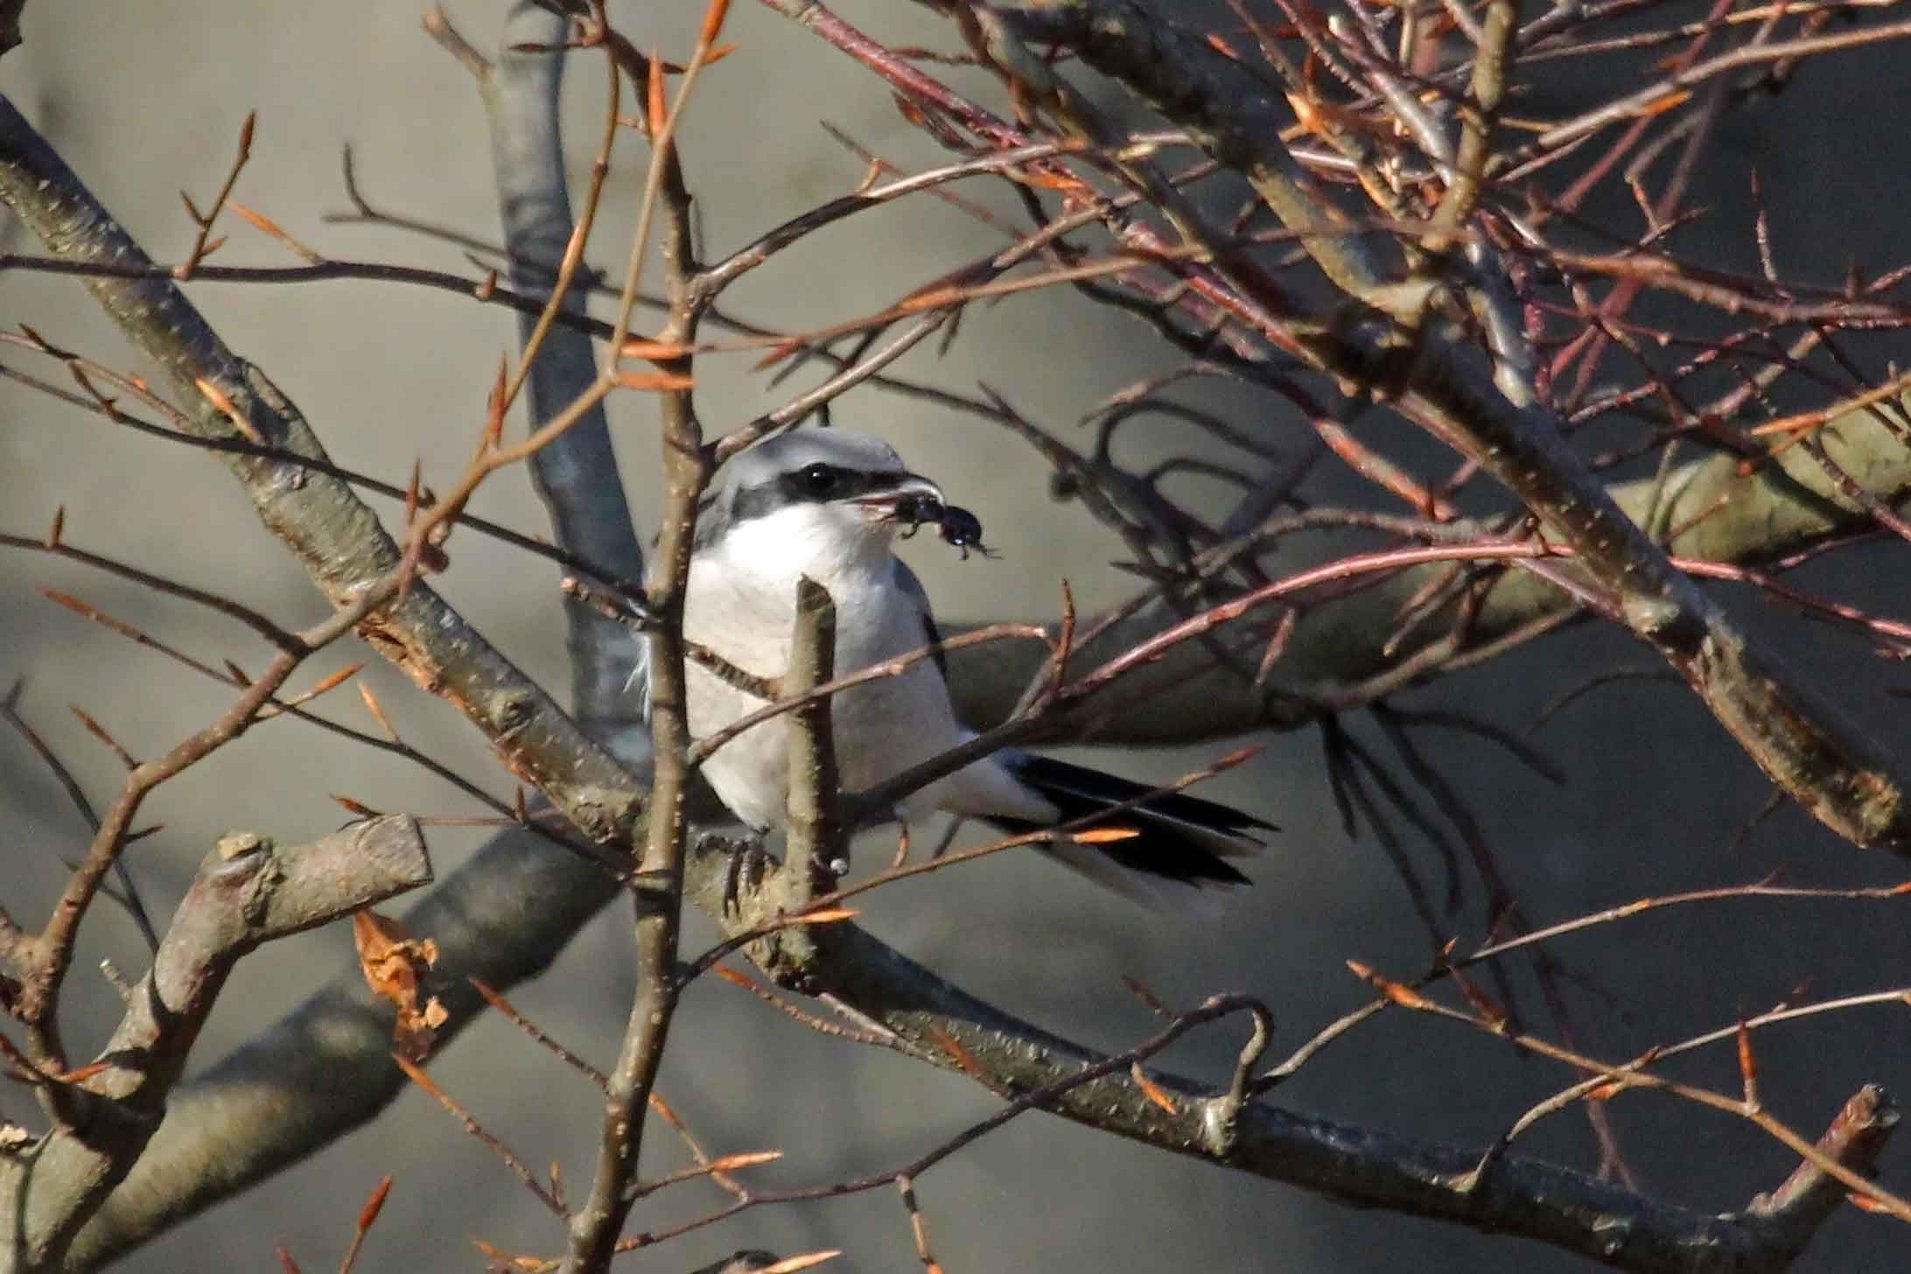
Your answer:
[697,430,915,545]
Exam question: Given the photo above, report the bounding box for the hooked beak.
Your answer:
[851,471,945,518]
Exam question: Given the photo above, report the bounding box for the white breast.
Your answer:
[681,506,1005,831]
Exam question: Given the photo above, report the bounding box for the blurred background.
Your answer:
[1,2,1907,1270]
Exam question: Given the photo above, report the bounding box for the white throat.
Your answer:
[709,503,897,595]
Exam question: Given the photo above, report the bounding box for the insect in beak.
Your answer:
[889,492,995,560]
[852,472,945,522]
[935,504,995,560]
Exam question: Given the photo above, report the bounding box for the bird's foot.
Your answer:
[702,831,775,917]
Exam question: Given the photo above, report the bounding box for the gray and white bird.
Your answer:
[662,429,1266,901]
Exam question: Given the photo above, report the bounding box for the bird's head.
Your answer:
[698,430,947,581]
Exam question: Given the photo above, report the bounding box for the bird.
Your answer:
[656,428,1267,903]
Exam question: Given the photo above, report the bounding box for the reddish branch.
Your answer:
[891,0,1911,852]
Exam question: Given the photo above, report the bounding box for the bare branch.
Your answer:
[783,577,844,900]
[943,386,1911,742]
[567,10,721,1262]
[890,0,1911,852]
[686,843,1888,1274]
[0,91,646,850]
[0,817,431,1268]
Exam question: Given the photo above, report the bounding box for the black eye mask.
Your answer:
[727,464,898,523]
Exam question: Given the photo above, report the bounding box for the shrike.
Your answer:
[662,429,1266,901]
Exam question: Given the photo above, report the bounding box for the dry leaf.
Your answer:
[357,683,399,741]
[1448,968,1508,1028]
[698,0,733,48]
[225,199,289,242]
[354,909,444,1062]
[1007,165,1094,197]
[1121,974,1171,1017]
[792,906,859,925]
[647,47,668,139]
[752,336,806,370]
[53,1060,110,1085]
[356,1173,394,1234]
[1736,1021,1760,1107]
[194,376,265,443]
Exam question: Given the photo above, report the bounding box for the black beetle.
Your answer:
[890,492,994,560]
[936,503,995,560]
[893,491,946,539]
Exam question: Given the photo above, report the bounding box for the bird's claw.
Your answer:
[709,832,773,916]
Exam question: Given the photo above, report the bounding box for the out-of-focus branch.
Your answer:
[945,395,1911,739]
[0,816,430,1269]
[0,87,644,1265]
[473,1,647,744]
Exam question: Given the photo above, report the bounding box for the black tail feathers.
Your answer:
[989,753,1271,894]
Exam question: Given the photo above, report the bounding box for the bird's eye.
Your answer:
[797,463,839,496]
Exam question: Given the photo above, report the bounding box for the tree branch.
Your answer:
[911,0,1911,853]
[0,816,431,1269]
[943,398,1911,741]
[568,156,708,1274]
[784,576,843,901]
[0,52,1891,1274]
[477,1,648,744]
[682,843,1893,1274]
[61,824,616,1270]
[0,0,23,58]
[0,93,646,852]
